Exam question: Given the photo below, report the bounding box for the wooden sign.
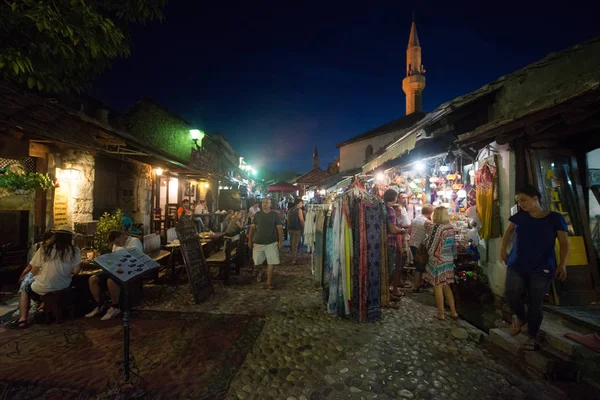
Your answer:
[53,187,69,227]
[176,216,214,303]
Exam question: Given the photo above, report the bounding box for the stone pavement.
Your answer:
[140,250,570,400]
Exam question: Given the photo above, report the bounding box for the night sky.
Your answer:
[91,0,599,175]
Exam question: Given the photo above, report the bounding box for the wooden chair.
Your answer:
[41,287,75,324]
[166,227,178,243]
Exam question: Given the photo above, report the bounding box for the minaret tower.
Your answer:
[402,19,426,115]
[313,145,319,169]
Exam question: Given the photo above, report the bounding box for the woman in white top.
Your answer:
[7,226,81,329]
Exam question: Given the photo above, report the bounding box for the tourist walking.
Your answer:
[248,198,283,290]
[501,185,569,351]
[287,199,305,265]
[409,204,434,292]
[425,206,458,320]
[6,226,81,329]
[383,189,408,299]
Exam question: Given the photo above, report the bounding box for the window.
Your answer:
[365,145,373,162]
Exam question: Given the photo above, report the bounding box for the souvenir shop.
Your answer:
[370,148,497,303]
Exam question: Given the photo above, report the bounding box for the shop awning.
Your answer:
[362,132,417,173]
[362,108,449,174]
[267,181,298,192]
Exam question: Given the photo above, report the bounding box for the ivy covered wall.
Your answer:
[118,100,193,163]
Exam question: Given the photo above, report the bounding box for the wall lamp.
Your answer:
[190,129,205,150]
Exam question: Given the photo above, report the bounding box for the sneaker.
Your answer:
[85,306,103,318]
[101,307,121,321]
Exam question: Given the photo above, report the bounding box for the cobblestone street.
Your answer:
[140,250,568,400]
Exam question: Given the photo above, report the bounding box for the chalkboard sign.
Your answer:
[176,216,214,303]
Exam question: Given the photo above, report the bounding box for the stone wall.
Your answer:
[50,149,95,227]
[133,163,153,234]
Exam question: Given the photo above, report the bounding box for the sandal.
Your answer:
[522,338,540,352]
[5,319,29,330]
[450,313,459,320]
[265,284,273,291]
[400,283,413,289]
[437,314,446,321]
[509,315,522,336]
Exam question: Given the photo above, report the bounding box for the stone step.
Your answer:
[489,328,578,381]
[538,316,592,357]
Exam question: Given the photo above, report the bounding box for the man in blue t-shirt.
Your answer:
[500,185,570,351]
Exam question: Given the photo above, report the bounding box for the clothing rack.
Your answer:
[304,204,331,275]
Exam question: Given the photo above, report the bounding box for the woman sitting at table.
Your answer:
[225,210,245,236]
[6,226,81,329]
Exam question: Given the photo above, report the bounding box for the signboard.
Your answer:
[53,187,69,227]
[175,216,214,303]
[94,248,159,283]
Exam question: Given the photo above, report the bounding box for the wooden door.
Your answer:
[529,149,600,305]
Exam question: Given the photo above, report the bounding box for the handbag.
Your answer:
[415,225,440,265]
[415,243,428,264]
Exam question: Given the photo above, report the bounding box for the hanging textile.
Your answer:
[324,177,387,321]
[304,209,316,252]
[323,216,333,302]
[364,201,382,321]
[314,210,325,285]
[379,203,390,307]
[327,199,342,315]
[475,156,502,240]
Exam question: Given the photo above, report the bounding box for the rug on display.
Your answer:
[0,310,264,399]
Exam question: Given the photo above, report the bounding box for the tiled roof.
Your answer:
[336,112,426,148]
[294,167,331,186]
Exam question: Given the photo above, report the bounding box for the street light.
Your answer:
[190,129,205,150]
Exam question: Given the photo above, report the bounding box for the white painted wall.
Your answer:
[587,149,600,247]
[339,131,399,172]
[476,142,515,297]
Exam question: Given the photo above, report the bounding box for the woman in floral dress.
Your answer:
[425,207,458,320]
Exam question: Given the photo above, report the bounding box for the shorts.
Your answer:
[387,247,396,275]
[410,246,426,273]
[253,242,280,265]
[24,281,42,302]
[93,271,120,291]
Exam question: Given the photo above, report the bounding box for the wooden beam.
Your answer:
[29,141,50,157]
[94,137,127,146]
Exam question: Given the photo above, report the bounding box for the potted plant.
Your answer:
[0,167,55,194]
[94,210,125,254]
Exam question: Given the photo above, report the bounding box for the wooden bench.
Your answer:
[41,287,75,324]
[206,231,247,284]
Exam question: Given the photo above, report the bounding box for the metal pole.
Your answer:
[123,285,130,381]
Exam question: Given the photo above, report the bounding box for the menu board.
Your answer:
[94,248,159,283]
[53,187,69,227]
[176,217,214,303]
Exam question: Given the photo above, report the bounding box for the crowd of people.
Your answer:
[382,184,569,351]
[5,185,569,352]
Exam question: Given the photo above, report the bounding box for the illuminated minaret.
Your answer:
[402,19,426,115]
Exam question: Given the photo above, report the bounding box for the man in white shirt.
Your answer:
[86,231,143,320]
[409,204,434,292]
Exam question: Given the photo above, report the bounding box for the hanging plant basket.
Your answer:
[0,169,56,193]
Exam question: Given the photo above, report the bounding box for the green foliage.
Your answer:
[94,209,124,254]
[125,101,193,162]
[0,170,55,192]
[0,0,167,92]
